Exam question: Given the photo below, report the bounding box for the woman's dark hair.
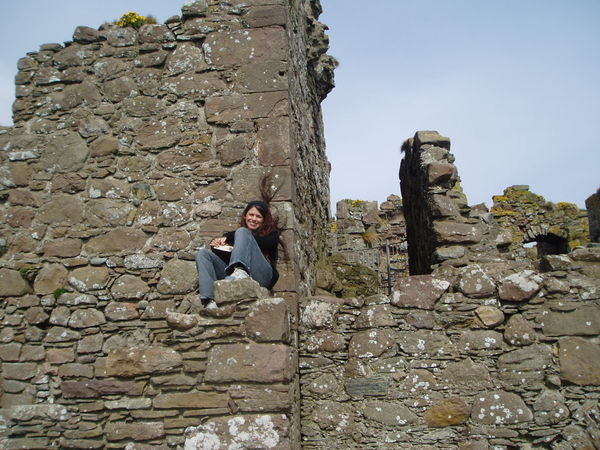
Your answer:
[240,200,277,236]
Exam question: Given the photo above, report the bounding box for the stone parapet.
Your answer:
[299,249,600,448]
[0,277,297,448]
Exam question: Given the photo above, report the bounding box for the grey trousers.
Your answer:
[195,227,274,300]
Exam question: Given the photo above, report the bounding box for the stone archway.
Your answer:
[523,225,570,257]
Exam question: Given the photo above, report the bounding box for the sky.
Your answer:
[1,1,599,211]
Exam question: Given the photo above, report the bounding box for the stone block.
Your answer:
[205,92,288,124]
[37,194,84,225]
[245,297,290,342]
[218,134,253,167]
[457,265,497,298]
[106,347,183,377]
[229,386,292,412]
[257,116,290,166]
[424,397,470,427]
[110,274,150,300]
[311,401,354,431]
[559,337,600,385]
[161,72,226,99]
[433,221,483,245]
[244,5,287,27]
[181,0,209,17]
[68,266,110,292]
[349,329,395,358]
[397,330,456,356]
[305,330,346,352]
[458,330,503,351]
[427,162,456,185]
[391,274,449,309]
[354,304,395,329]
[61,379,135,399]
[541,305,600,336]
[165,41,206,75]
[345,376,390,397]
[300,296,343,329]
[105,302,139,321]
[43,238,82,258]
[203,28,286,67]
[136,118,182,150]
[85,228,149,254]
[184,414,290,449]
[34,263,69,296]
[470,391,532,425]
[105,421,164,441]
[214,277,268,304]
[498,270,542,302]
[236,61,288,93]
[153,391,228,409]
[439,358,493,392]
[0,268,32,296]
[504,314,537,346]
[205,343,293,383]
[414,130,451,149]
[497,344,553,372]
[363,400,418,426]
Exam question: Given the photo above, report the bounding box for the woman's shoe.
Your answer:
[225,267,249,281]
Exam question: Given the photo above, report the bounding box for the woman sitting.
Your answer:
[195,200,280,308]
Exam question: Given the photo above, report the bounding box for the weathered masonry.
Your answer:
[0,0,334,447]
[1,2,600,450]
[300,131,599,448]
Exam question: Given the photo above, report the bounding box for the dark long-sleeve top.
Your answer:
[224,228,280,287]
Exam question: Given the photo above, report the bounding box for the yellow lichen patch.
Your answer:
[558,201,578,210]
[491,207,517,216]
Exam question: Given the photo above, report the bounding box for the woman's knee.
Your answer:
[196,248,212,263]
[234,227,252,239]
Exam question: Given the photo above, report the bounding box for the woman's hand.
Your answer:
[210,237,227,247]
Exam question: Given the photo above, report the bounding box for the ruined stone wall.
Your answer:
[287,0,335,297]
[492,185,590,253]
[326,196,408,295]
[585,189,600,243]
[0,0,333,447]
[299,131,600,449]
[299,249,600,448]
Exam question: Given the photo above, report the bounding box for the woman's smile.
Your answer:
[244,207,264,231]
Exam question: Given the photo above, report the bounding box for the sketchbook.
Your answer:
[212,245,233,253]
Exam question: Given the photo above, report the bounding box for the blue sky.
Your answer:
[1,1,598,210]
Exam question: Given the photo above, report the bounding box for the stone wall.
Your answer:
[399,131,511,276]
[299,247,600,448]
[492,185,590,254]
[586,189,600,243]
[299,131,600,449]
[0,0,332,447]
[327,196,407,294]
[287,0,336,298]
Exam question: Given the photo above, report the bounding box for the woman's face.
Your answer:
[244,207,264,231]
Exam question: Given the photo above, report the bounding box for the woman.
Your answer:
[195,200,280,307]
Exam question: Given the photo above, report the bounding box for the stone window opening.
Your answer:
[524,233,570,258]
